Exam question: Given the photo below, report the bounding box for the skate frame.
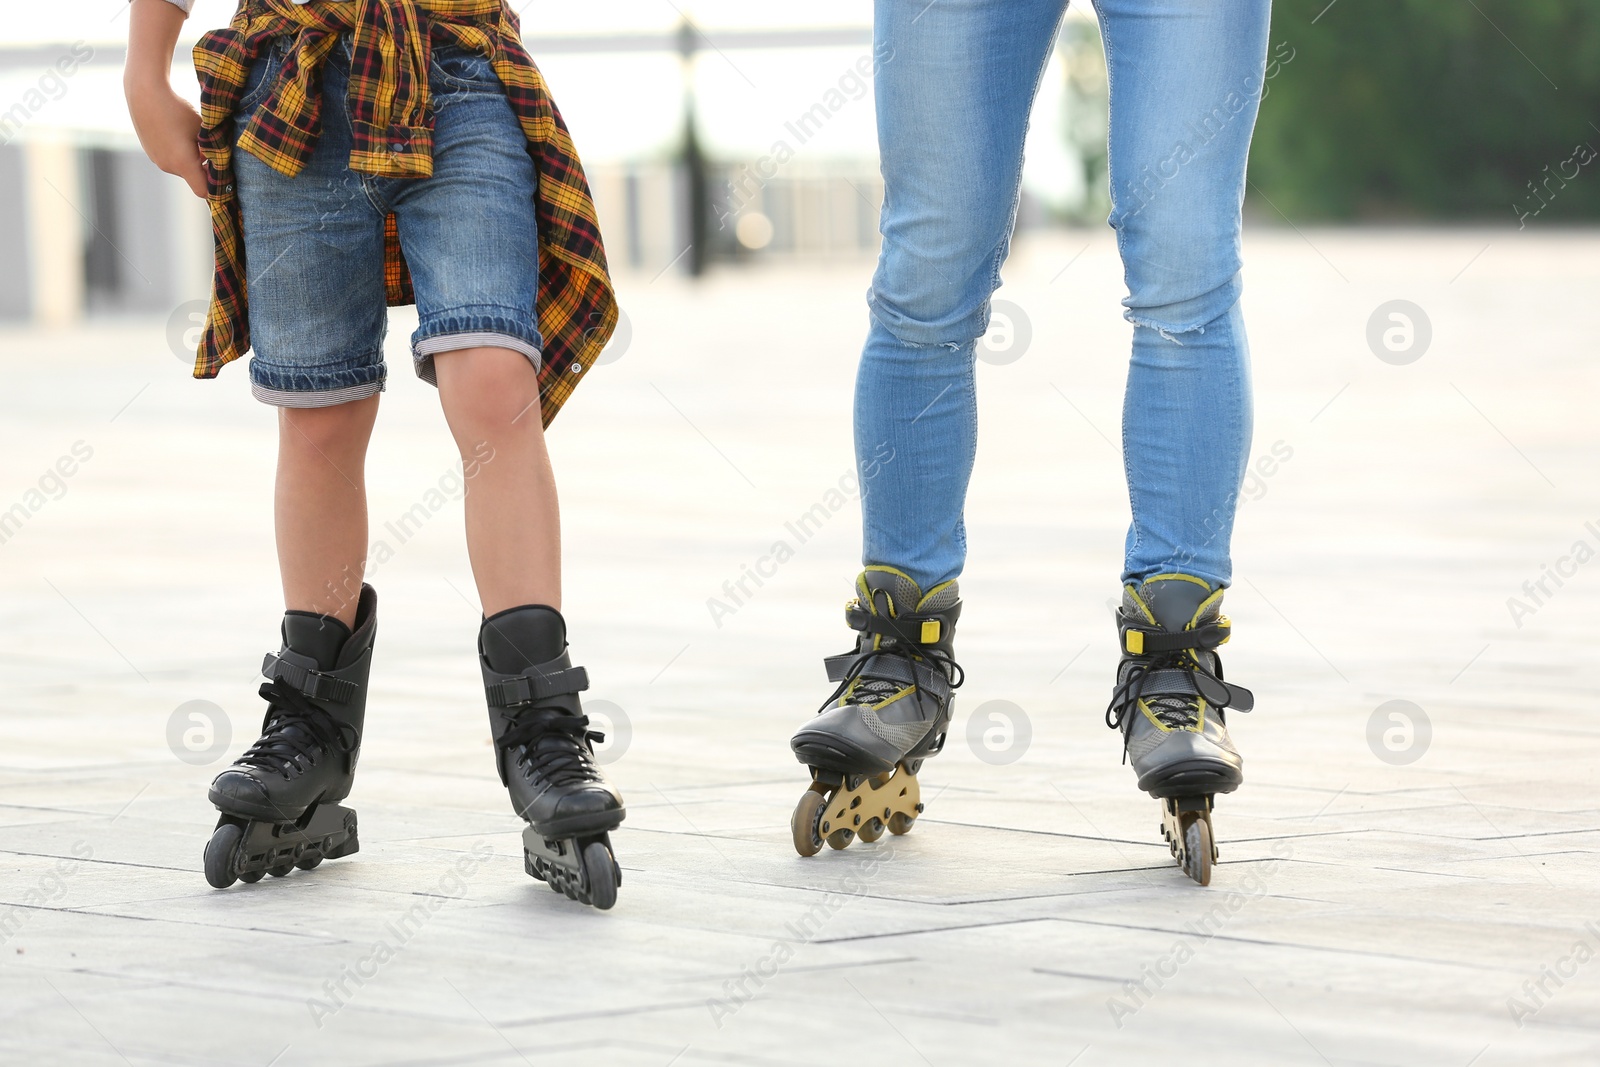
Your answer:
[228,802,358,876]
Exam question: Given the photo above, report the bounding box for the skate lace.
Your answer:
[236,680,358,780]
[501,710,606,789]
[1113,659,1203,735]
[819,615,964,714]
[1106,655,1203,733]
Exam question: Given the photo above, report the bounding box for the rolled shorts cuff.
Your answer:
[248,357,387,408]
[412,309,543,386]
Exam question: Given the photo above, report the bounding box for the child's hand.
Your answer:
[127,80,206,198]
[125,0,206,199]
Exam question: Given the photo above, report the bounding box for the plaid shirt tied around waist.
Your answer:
[192,0,617,427]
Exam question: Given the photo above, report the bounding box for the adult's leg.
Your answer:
[1094,0,1272,587]
[861,0,1068,591]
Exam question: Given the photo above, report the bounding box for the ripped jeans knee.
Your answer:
[1122,272,1244,346]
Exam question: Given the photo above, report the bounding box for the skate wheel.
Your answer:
[203,822,244,889]
[791,789,826,858]
[267,863,293,878]
[857,818,885,843]
[582,840,619,911]
[238,869,264,884]
[826,828,854,850]
[887,811,916,836]
[295,855,323,871]
[1183,816,1213,886]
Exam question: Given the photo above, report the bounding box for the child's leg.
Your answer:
[431,348,558,616]
[202,41,388,888]
[378,46,622,906]
[275,397,380,627]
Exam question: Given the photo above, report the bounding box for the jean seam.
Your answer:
[983,0,1072,321]
[1121,354,1142,580]
[955,342,979,574]
[1097,1,1131,280]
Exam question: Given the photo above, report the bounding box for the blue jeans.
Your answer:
[859,0,1271,591]
[234,38,542,407]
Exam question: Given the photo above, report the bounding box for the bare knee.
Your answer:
[279,397,377,457]
[435,347,543,444]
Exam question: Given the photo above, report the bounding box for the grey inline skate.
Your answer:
[789,567,963,856]
[1106,574,1254,885]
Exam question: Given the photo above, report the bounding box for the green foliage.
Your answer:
[1248,0,1600,221]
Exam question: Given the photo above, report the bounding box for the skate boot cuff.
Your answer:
[480,604,567,671]
[260,586,377,707]
[281,611,351,667]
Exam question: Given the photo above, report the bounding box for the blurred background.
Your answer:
[6,0,1600,319]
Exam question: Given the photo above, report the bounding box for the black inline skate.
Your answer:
[479,605,624,910]
[789,567,962,856]
[1106,574,1254,885]
[204,585,377,889]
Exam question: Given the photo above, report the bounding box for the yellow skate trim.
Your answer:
[859,565,917,606]
[851,568,956,654]
[841,681,915,714]
[918,578,957,610]
[1138,696,1209,734]
[858,566,908,653]
[857,568,958,615]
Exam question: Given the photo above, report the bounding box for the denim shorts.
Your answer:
[233,37,542,407]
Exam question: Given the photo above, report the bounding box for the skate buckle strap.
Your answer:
[1121,618,1230,656]
[261,650,357,704]
[844,604,945,646]
[487,666,590,708]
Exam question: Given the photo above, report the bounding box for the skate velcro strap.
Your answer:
[1138,669,1254,712]
[859,654,953,700]
[486,666,590,707]
[844,606,943,646]
[1198,675,1254,712]
[1123,621,1229,656]
[261,651,357,704]
[824,650,951,699]
[1137,669,1200,698]
[823,652,856,683]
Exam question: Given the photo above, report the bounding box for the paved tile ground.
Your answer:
[1,228,1597,1066]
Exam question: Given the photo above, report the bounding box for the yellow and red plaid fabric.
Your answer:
[192,0,617,427]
